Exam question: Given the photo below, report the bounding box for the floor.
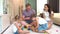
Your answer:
[3,24,60,34]
[47,24,60,34]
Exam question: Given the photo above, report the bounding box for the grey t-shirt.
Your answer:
[23,9,35,17]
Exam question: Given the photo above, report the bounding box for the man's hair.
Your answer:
[25,3,31,7]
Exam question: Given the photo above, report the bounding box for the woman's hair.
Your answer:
[45,4,51,14]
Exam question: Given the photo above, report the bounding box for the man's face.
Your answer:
[26,6,31,11]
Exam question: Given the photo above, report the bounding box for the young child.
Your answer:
[29,15,38,32]
[36,13,49,33]
[13,15,30,34]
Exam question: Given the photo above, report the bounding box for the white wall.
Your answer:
[37,0,47,15]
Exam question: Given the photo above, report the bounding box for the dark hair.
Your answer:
[15,15,20,21]
[39,13,44,18]
[45,4,51,14]
[25,3,31,7]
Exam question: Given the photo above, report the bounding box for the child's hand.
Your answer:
[19,30,23,33]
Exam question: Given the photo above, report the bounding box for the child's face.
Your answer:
[32,17,36,21]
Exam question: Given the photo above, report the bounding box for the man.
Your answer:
[23,3,36,24]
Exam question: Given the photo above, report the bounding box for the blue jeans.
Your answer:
[38,23,48,31]
[25,20,32,24]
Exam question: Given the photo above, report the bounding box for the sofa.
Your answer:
[53,13,60,25]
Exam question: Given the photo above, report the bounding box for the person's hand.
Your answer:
[19,30,23,33]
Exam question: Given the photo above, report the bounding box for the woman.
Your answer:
[43,4,54,29]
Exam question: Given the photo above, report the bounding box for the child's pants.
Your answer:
[38,23,48,31]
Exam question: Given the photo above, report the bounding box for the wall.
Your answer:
[0,0,3,15]
[0,0,3,32]
[37,0,47,15]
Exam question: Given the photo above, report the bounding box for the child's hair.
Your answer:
[14,15,20,21]
[39,13,44,18]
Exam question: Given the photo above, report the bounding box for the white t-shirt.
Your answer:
[13,21,21,32]
[37,17,48,24]
[43,11,50,21]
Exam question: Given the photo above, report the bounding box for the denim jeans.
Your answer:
[38,23,48,31]
[25,20,32,24]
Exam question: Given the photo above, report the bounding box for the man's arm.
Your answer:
[32,9,36,15]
